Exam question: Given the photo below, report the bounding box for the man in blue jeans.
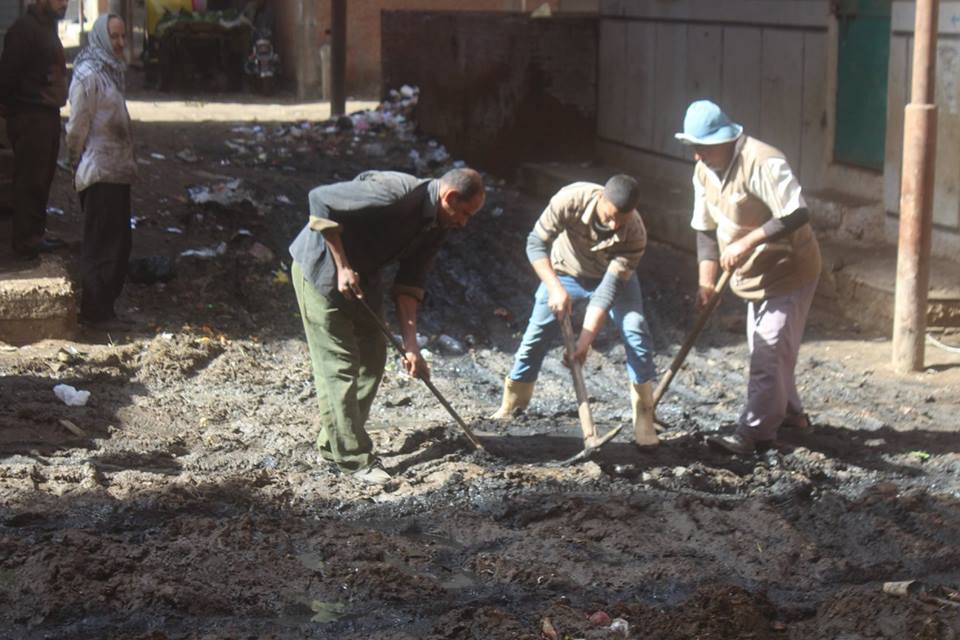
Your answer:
[491,175,659,447]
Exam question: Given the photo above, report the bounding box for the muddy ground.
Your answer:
[2,76,960,639]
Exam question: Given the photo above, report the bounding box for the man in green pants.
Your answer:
[289,169,485,484]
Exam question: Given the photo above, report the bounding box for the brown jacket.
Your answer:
[693,137,820,300]
[534,182,647,281]
[0,5,67,113]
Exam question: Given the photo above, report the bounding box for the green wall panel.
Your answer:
[834,0,891,170]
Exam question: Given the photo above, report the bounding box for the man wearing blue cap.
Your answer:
[491,175,659,448]
[675,100,821,455]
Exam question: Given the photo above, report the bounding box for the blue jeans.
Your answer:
[508,273,656,384]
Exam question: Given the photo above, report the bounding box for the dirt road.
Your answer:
[1,82,959,639]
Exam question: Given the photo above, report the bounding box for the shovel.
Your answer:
[356,297,484,451]
[652,269,732,416]
[555,314,623,466]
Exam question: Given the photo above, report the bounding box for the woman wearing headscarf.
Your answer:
[65,13,137,330]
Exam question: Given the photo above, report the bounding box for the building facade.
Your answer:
[273,0,597,98]
[595,0,959,258]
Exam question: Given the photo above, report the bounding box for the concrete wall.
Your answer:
[596,0,831,190]
[884,1,960,257]
[382,11,596,174]
[276,0,570,98]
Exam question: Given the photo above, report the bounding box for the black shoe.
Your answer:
[707,433,773,455]
[781,412,811,430]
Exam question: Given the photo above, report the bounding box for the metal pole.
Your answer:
[330,0,346,116]
[893,0,939,373]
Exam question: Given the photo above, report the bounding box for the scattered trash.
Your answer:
[46,206,65,216]
[883,580,925,597]
[53,384,91,407]
[276,194,293,205]
[176,149,199,163]
[908,450,931,461]
[150,152,166,160]
[259,455,278,470]
[247,242,274,263]
[180,242,227,259]
[609,618,629,636]
[58,418,87,438]
[187,179,256,209]
[56,347,81,364]
[309,600,345,623]
[224,140,248,154]
[165,227,185,235]
[273,269,290,285]
[408,149,427,173]
[399,84,417,98]
[128,256,177,284]
[883,580,960,608]
[436,334,465,354]
[429,146,450,164]
[491,206,504,218]
[540,616,559,640]
[362,142,386,157]
[588,610,611,626]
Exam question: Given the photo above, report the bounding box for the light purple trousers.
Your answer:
[737,280,817,442]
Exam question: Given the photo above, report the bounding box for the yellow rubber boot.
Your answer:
[631,381,660,447]
[489,377,535,420]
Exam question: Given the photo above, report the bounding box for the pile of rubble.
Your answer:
[207,85,460,175]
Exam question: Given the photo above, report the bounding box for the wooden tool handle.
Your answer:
[355,297,483,450]
[560,314,598,442]
[652,269,733,408]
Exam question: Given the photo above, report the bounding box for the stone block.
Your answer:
[0,255,76,345]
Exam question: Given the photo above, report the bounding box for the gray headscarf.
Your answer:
[74,14,127,92]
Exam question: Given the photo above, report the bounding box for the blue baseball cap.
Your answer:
[674,100,743,145]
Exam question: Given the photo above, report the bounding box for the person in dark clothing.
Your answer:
[0,0,69,259]
[289,169,485,485]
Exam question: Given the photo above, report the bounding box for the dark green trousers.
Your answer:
[292,262,387,471]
